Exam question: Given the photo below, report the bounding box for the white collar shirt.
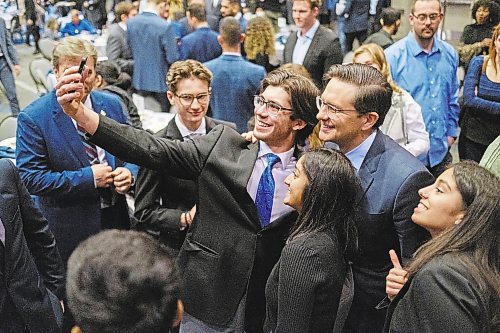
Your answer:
[292,20,320,65]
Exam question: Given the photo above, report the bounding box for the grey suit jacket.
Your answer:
[0,17,19,71]
[284,25,342,88]
[91,116,297,330]
[106,23,134,74]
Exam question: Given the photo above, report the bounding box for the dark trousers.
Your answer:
[344,30,368,53]
[26,23,41,51]
[428,151,453,178]
[458,134,488,163]
[0,57,20,116]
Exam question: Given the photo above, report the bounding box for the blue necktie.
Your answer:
[255,153,281,228]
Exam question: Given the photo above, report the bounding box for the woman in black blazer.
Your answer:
[264,149,360,333]
[384,161,500,333]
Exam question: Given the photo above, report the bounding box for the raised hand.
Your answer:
[386,249,408,301]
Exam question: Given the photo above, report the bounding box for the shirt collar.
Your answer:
[258,141,295,170]
[175,114,207,138]
[345,130,377,171]
[118,21,127,31]
[222,51,242,57]
[297,20,320,40]
[407,31,441,56]
[142,9,158,15]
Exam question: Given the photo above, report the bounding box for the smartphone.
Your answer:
[77,57,87,75]
[70,57,87,94]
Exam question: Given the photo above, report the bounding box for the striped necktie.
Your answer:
[76,125,99,165]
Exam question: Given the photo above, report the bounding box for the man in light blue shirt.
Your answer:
[385,0,459,176]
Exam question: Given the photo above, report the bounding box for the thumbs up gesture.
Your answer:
[386,250,408,301]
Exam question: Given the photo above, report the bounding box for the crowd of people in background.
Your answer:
[0,0,499,332]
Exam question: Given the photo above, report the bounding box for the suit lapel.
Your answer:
[357,131,384,202]
[165,118,182,139]
[285,33,298,63]
[303,27,322,69]
[233,141,260,225]
[52,95,89,167]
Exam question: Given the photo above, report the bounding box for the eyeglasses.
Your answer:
[411,12,441,23]
[254,95,293,117]
[175,92,210,106]
[316,96,357,118]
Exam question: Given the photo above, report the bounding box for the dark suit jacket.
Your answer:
[134,116,225,254]
[177,15,219,38]
[345,131,433,333]
[127,12,179,93]
[384,253,491,333]
[0,159,64,332]
[336,0,370,33]
[91,116,297,331]
[0,17,19,70]
[106,23,134,75]
[16,90,138,262]
[284,25,342,88]
[179,26,222,63]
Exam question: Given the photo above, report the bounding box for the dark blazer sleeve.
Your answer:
[2,18,19,65]
[91,115,223,179]
[105,26,125,61]
[387,256,486,333]
[393,169,434,265]
[6,160,65,298]
[162,23,180,65]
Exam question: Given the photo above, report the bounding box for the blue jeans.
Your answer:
[0,57,20,116]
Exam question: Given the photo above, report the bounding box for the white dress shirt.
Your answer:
[174,114,207,139]
[292,20,320,65]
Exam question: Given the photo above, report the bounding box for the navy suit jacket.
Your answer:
[179,27,222,63]
[0,159,64,332]
[204,54,266,133]
[15,90,138,262]
[127,12,179,93]
[336,0,370,33]
[346,130,434,333]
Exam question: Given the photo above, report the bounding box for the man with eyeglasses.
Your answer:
[55,65,318,332]
[385,0,459,178]
[316,64,434,333]
[204,17,266,133]
[134,60,234,255]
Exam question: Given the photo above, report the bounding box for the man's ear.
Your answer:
[292,118,307,131]
[217,34,223,46]
[94,74,103,88]
[240,33,246,43]
[166,90,175,105]
[171,299,184,328]
[361,112,379,131]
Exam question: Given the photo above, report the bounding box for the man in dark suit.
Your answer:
[335,0,370,53]
[106,1,137,76]
[57,66,319,333]
[134,60,231,255]
[16,37,137,264]
[178,0,219,38]
[204,17,265,133]
[0,159,64,332]
[284,0,342,88]
[0,17,21,116]
[127,0,179,111]
[179,3,222,62]
[316,64,434,333]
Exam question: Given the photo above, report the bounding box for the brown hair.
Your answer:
[114,1,135,18]
[187,2,207,22]
[260,69,319,145]
[219,17,241,46]
[166,60,212,94]
[324,64,393,128]
[292,0,320,9]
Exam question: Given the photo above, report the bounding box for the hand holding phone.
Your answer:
[70,57,87,94]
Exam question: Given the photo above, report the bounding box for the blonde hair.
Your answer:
[166,60,212,94]
[244,17,275,60]
[52,37,98,70]
[353,43,402,93]
[483,24,500,74]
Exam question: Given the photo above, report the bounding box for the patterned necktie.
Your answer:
[76,125,99,165]
[255,153,281,228]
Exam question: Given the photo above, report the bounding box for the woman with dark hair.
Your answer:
[459,24,500,162]
[458,0,500,69]
[264,149,360,333]
[384,161,500,332]
[94,60,143,129]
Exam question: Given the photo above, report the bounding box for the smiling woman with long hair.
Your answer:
[384,161,500,332]
[264,149,360,333]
